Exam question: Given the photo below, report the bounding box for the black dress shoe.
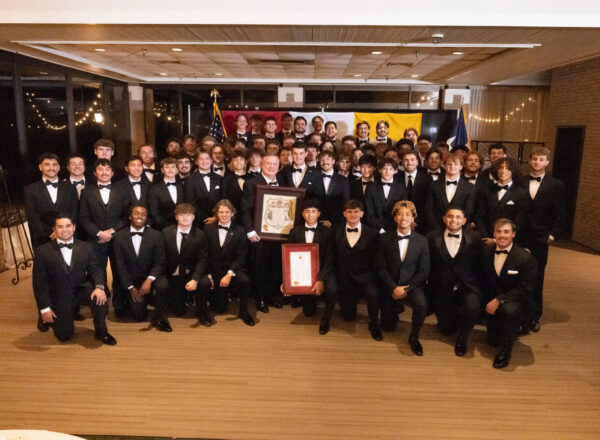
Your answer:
[291,297,303,308]
[319,319,330,335]
[270,297,284,308]
[409,337,423,356]
[37,317,49,332]
[197,312,212,327]
[239,311,255,326]
[73,312,85,321]
[368,322,383,341]
[151,318,173,333]
[530,320,541,332]
[454,336,467,357]
[520,324,531,335]
[493,345,512,369]
[255,300,269,313]
[96,333,117,346]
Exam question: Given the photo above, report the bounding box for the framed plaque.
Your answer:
[253,184,306,241]
[282,243,320,295]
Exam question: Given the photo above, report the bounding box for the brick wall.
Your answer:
[545,57,600,251]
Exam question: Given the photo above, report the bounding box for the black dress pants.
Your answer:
[337,278,379,323]
[434,287,482,337]
[128,275,169,322]
[380,286,428,337]
[486,301,528,348]
[198,272,251,315]
[51,283,107,342]
[301,276,338,321]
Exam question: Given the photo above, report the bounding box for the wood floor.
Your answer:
[1,244,599,440]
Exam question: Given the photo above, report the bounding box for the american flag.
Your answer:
[208,101,227,143]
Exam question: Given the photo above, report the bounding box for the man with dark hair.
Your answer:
[310,115,324,136]
[293,116,308,141]
[263,116,279,145]
[416,134,432,168]
[428,207,482,356]
[25,152,78,248]
[287,199,337,334]
[33,214,116,345]
[115,155,151,212]
[176,154,192,183]
[210,144,230,178]
[395,138,414,154]
[185,150,223,227]
[403,128,418,147]
[480,143,508,186]
[483,218,537,368]
[65,153,87,199]
[138,144,161,183]
[246,148,263,177]
[324,121,340,152]
[277,141,316,196]
[331,199,382,341]
[182,134,200,163]
[148,157,185,230]
[277,112,293,142]
[313,151,350,225]
[86,138,125,183]
[375,120,394,147]
[355,121,372,148]
[250,114,263,137]
[365,158,408,234]
[252,134,267,153]
[398,150,431,234]
[165,138,182,158]
[524,147,566,332]
[463,151,485,191]
[349,154,377,203]
[341,135,356,157]
[223,150,249,213]
[229,114,251,147]
[305,142,320,170]
[113,205,170,331]
[377,200,430,354]
[162,203,208,318]
[198,199,254,326]
[425,149,444,181]
[350,146,363,178]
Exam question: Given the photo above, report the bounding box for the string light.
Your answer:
[25,92,104,131]
[468,96,537,124]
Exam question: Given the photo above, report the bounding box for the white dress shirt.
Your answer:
[428,169,442,181]
[345,223,361,248]
[397,231,410,261]
[445,176,459,203]
[497,181,513,200]
[130,226,145,256]
[70,176,85,198]
[44,179,59,204]
[201,172,211,192]
[98,182,111,205]
[381,179,394,200]
[304,223,317,243]
[173,226,192,275]
[494,243,513,276]
[164,178,178,204]
[529,174,544,199]
[322,172,333,194]
[144,164,156,182]
[212,164,226,177]
[129,177,142,201]
[218,222,231,247]
[292,164,306,187]
[444,229,462,258]
[58,239,74,266]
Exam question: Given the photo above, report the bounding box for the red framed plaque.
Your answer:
[253,184,306,241]
[282,243,320,295]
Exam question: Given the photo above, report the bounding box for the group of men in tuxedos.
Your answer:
[24,133,565,368]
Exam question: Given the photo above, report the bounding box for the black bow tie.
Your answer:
[213,166,224,171]
[497,184,509,191]
[45,180,58,188]
[397,235,410,240]
[322,174,332,179]
[495,249,509,255]
[293,168,303,173]
[376,137,387,141]
[429,171,441,176]
[529,176,542,182]
[346,227,359,233]
[72,180,84,186]
[58,242,73,249]
[447,233,460,238]
[199,172,210,177]
[166,182,177,187]
[98,184,111,190]
[304,227,317,232]
[249,171,260,176]
[131,181,141,186]
[362,181,371,186]
[131,231,143,237]
[180,232,189,239]
[218,225,229,231]
[237,133,247,138]
[268,181,278,186]
[446,180,458,186]
[144,168,158,174]
[464,175,477,181]
[382,182,392,187]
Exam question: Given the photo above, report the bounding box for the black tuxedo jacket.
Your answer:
[78,184,128,238]
[142,163,163,183]
[113,227,166,288]
[211,164,233,179]
[397,169,431,227]
[375,230,430,291]
[331,223,379,284]
[184,171,223,224]
[148,180,185,230]
[114,177,151,211]
[425,177,476,231]
[349,178,373,204]
[277,164,316,197]
[223,173,248,214]
[24,180,78,246]
[203,223,249,277]
[482,244,537,304]
[427,229,482,296]
[364,180,408,232]
[240,174,284,233]
[475,183,530,244]
[162,225,208,281]
[32,239,104,310]
[426,169,446,181]
[288,223,334,282]
[312,172,350,224]
[527,175,567,243]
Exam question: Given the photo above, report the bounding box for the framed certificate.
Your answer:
[282,243,320,295]
[253,184,306,241]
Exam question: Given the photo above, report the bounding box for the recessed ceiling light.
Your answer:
[371,51,383,55]
[411,74,419,78]
[171,48,183,52]
[159,72,168,76]
[94,48,106,52]
[354,74,362,77]
[452,51,464,55]
[39,71,48,75]
[214,73,223,76]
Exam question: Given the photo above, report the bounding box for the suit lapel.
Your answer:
[39,181,56,207]
[70,241,82,272]
[89,186,106,210]
[51,242,70,274]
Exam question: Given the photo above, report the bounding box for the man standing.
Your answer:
[416,135,432,168]
[293,116,308,142]
[375,120,394,147]
[85,138,124,183]
[398,150,431,234]
[263,116,280,145]
[277,141,316,197]
[148,157,185,230]
[185,150,223,227]
[115,155,151,211]
[138,144,161,183]
[365,158,408,234]
[65,153,87,200]
[483,218,537,369]
[33,214,116,345]
[312,151,350,226]
[354,121,372,148]
[324,121,340,152]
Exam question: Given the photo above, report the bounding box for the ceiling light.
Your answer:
[371,51,383,55]
[94,48,106,52]
[171,48,183,52]
[452,51,464,55]
[411,74,419,78]
[214,73,223,76]
[159,72,168,76]
[354,74,362,77]
[39,71,48,75]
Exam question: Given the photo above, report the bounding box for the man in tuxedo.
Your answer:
[524,147,567,332]
[240,154,285,311]
[165,138,182,158]
[277,141,317,196]
[115,155,151,212]
[182,134,200,163]
[223,150,248,214]
[331,200,382,341]
[312,151,350,226]
[306,142,320,170]
[287,200,337,334]
[85,138,125,184]
[65,153,87,200]
[162,203,208,317]
[78,159,129,315]
[24,152,78,248]
[480,143,508,188]
[416,135,432,168]
[198,199,254,326]
[355,121,372,148]
[113,205,171,331]
[475,158,530,246]
[399,150,431,234]
[210,144,231,178]
[228,113,251,147]
[375,120,394,147]
[462,151,485,191]
[138,144,162,183]
[376,200,430,355]
[293,116,308,142]
[148,157,185,230]
[246,149,263,177]
[425,153,476,232]
[250,114,263,138]
[323,121,340,152]
[425,149,444,181]
[176,154,192,183]
[33,213,116,345]
[185,150,223,227]
[365,158,408,234]
[428,207,483,356]
[483,218,537,369]
[263,116,280,145]
[349,155,377,204]
[403,128,419,148]
[276,112,294,142]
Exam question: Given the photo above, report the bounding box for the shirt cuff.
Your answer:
[247,231,257,238]
[147,276,156,281]
[128,285,134,290]
[227,270,236,277]
[548,235,555,242]
[40,307,51,314]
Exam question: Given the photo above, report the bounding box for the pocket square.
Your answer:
[507,270,519,274]
[506,200,515,205]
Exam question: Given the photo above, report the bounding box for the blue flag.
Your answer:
[447,106,468,150]
[208,101,227,143]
